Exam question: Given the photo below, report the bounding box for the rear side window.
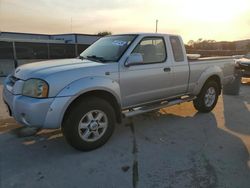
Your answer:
[133,37,166,64]
[170,36,184,62]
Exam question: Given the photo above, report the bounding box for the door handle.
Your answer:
[163,67,171,72]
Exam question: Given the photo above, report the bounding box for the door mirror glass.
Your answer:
[125,53,143,67]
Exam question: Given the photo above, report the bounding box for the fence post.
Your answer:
[12,41,18,68]
[47,43,50,59]
[75,34,78,57]
[75,44,78,57]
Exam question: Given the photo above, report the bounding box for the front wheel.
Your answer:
[193,80,220,113]
[62,97,115,151]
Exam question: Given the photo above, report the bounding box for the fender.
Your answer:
[57,76,121,102]
[193,66,223,95]
[44,76,121,128]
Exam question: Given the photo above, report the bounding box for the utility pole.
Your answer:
[70,17,73,33]
[155,19,158,33]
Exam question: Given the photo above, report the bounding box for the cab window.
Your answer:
[170,36,184,62]
[133,37,166,64]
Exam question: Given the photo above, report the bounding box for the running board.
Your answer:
[123,96,196,118]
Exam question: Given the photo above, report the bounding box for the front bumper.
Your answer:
[3,85,72,129]
[239,64,250,78]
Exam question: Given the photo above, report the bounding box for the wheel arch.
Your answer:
[193,74,221,113]
[205,75,222,94]
[193,66,223,95]
[62,90,122,127]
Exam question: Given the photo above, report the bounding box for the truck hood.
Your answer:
[14,58,105,80]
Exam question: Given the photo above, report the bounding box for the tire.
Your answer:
[193,80,220,113]
[62,97,116,151]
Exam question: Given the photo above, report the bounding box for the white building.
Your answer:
[0,32,101,76]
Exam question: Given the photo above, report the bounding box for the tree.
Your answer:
[185,44,192,50]
[190,39,216,50]
[246,42,250,50]
[97,31,112,36]
[187,40,195,48]
[221,42,236,50]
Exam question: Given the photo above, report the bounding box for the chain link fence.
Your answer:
[0,41,90,76]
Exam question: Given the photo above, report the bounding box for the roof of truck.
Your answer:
[112,32,179,37]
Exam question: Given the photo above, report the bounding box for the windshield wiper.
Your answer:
[86,55,108,62]
[78,55,111,62]
[78,55,87,60]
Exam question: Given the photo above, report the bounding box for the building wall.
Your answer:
[0,32,102,76]
[51,34,76,43]
[51,34,101,44]
[0,32,101,45]
[0,32,50,40]
[235,39,250,50]
[77,35,100,44]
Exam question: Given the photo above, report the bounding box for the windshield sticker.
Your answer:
[112,40,127,46]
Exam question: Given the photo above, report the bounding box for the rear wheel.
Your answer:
[193,80,220,113]
[62,97,115,151]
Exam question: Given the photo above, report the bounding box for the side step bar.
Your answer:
[123,96,196,118]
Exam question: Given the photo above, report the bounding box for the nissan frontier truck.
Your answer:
[3,33,236,150]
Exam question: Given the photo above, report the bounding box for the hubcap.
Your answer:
[78,110,108,142]
[204,87,216,107]
[90,122,98,131]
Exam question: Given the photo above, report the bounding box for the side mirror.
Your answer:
[125,53,143,67]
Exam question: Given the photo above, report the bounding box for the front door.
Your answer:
[169,36,190,95]
[120,37,174,108]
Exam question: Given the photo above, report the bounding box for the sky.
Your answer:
[0,0,250,43]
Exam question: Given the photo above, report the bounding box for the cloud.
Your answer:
[0,0,250,41]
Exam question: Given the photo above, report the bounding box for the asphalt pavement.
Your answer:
[0,78,250,188]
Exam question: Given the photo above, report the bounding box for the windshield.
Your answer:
[80,35,137,62]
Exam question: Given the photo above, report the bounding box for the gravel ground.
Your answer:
[0,78,250,188]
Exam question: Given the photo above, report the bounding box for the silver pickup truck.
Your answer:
[3,33,236,150]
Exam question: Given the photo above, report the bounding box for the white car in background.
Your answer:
[236,53,250,78]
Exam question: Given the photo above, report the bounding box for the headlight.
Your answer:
[22,79,49,98]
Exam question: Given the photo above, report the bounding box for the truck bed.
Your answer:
[187,56,235,94]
